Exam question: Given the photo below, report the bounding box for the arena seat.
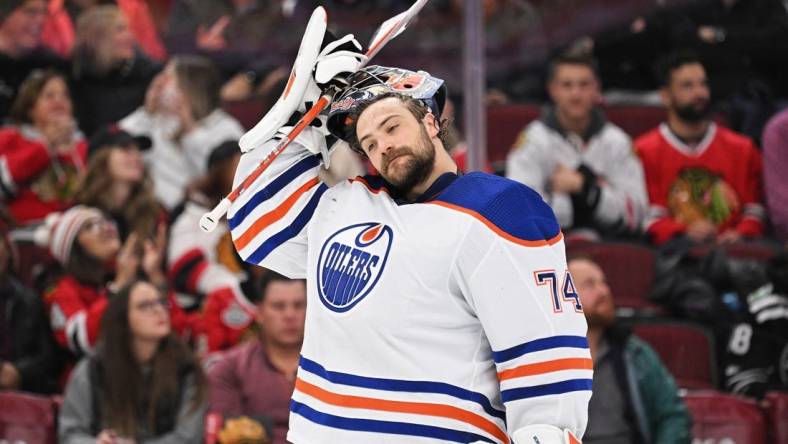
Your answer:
[631,321,717,389]
[0,391,58,444]
[485,104,667,171]
[222,99,268,131]
[683,391,766,444]
[567,242,659,312]
[765,391,788,443]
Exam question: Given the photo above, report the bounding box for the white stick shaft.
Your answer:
[199,198,232,233]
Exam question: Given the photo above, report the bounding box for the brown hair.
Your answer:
[546,53,600,83]
[9,69,70,125]
[171,56,221,122]
[98,280,205,438]
[73,5,127,76]
[345,93,453,156]
[74,149,161,239]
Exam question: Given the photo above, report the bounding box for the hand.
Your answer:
[0,361,21,389]
[141,223,167,287]
[686,219,717,243]
[220,73,253,102]
[97,430,118,444]
[698,26,720,43]
[144,73,167,114]
[196,15,230,51]
[717,229,741,245]
[42,114,76,153]
[551,165,584,194]
[113,233,140,289]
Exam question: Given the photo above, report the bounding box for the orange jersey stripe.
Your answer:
[498,358,593,382]
[295,378,509,443]
[350,176,391,195]
[428,201,563,247]
[234,177,319,250]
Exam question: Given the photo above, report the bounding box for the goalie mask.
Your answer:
[327,65,447,144]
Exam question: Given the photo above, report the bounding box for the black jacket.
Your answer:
[0,277,61,393]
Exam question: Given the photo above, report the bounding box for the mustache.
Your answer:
[381,147,412,172]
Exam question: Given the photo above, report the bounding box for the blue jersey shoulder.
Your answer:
[434,172,560,243]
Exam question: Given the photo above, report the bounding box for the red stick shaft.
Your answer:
[227,94,331,203]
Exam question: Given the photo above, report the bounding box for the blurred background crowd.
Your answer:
[1,0,788,443]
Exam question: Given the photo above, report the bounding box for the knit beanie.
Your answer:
[34,206,104,264]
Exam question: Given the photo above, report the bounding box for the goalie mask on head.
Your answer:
[326,65,447,148]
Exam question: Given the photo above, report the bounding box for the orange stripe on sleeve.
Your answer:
[234,177,319,250]
[498,358,593,381]
[295,378,509,443]
[428,201,563,247]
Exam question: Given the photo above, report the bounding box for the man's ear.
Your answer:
[659,87,671,109]
[422,112,440,138]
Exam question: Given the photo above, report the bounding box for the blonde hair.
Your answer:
[171,56,221,121]
[73,5,128,76]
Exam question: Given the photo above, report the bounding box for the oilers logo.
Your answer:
[316,222,393,312]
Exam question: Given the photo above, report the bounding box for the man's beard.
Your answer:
[381,126,436,196]
[675,99,711,123]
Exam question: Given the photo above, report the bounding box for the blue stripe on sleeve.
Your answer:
[500,379,593,403]
[290,400,496,443]
[245,183,327,264]
[492,336,589,364]
[228,155,320,229]
[299,356,506,422]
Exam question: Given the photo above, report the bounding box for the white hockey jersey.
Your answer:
[228,135,592,443]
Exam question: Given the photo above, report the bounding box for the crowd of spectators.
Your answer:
[0,0,786,443]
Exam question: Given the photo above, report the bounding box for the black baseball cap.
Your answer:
[88,124,152,158]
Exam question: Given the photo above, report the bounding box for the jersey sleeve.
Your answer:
[735,142,765,237]
[448,178,592,438]
[0,129,52,199]
[592,137,648,232]
[44,279,108,356]
[228,130,329,278]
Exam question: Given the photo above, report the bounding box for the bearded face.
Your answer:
[664,63,712,124]
[379,124,436,195]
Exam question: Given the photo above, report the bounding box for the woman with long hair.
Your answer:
[59,279,206,443]
[70,4,162,136]
[120,55,243,210]
[74,125,162,240]
[0,69,86,225]
[37,205,185,383]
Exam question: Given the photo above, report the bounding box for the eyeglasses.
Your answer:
[134,297,171,313]
[82,218,117,234]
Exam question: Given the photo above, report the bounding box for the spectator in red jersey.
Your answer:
[0,69,87,225]
[74,125,162,241]
[206,271,306,444]
[168,141,254,354]
[635,51,765,246]
[35,205,185,381]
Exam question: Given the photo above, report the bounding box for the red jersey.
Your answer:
[635,123,764,245]
[0,127,87,224]
[44,275,189,356]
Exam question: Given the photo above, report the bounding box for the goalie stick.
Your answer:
[199,0,429,232]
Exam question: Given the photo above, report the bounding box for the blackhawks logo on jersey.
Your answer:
[316,222,393,313]
[667,167,740,226]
